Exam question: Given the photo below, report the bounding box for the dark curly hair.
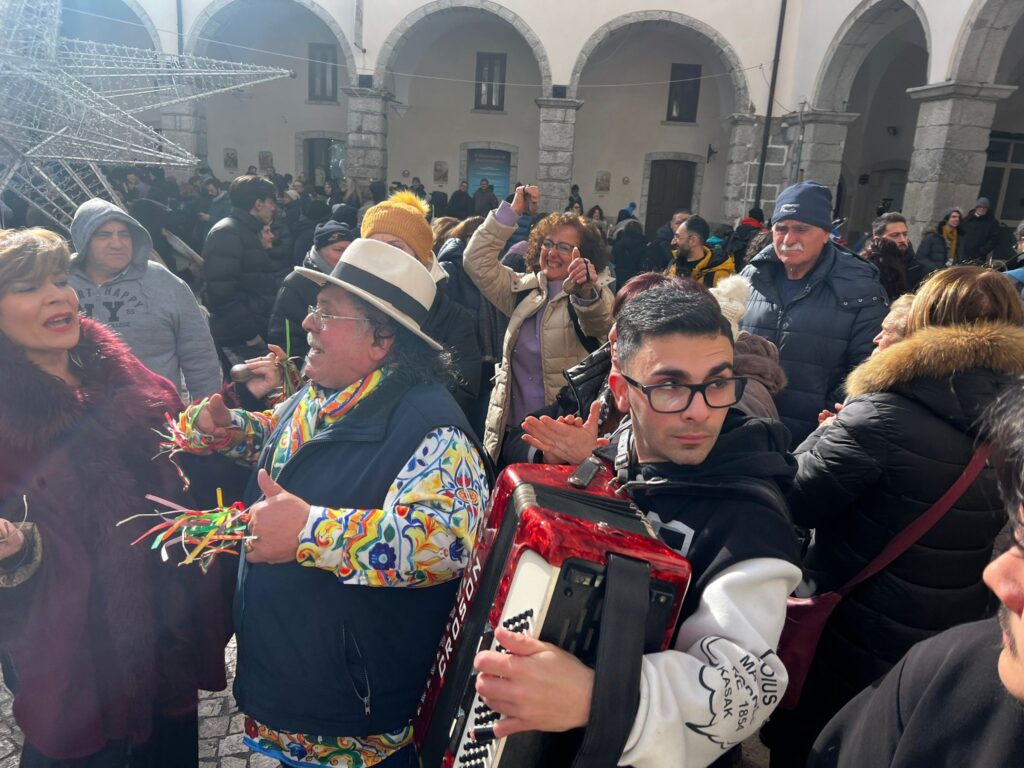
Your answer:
[524,213,609,273]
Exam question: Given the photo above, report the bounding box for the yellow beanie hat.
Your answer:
[360,190,434,267]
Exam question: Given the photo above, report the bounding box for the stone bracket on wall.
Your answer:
[535,97,583,213]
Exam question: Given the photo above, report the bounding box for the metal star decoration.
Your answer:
[0,0,291,227]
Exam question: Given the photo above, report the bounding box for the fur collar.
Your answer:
[846,322,1024,397]
[0,318,180,454]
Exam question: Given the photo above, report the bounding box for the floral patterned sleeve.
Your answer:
[224,408,279,465]
[296,427,489,587]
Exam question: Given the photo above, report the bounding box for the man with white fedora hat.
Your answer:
[179,238,489,768]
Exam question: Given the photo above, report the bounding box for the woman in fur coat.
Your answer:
[765,266,1024,767]
[0,229,231,767]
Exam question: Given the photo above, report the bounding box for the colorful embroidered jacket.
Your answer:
[179,373,489,766]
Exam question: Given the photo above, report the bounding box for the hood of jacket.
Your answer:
[845,322,1024,432]
[302,245,332,274]
[437,236,467,264]
[734,331,787,396]
[69,198,152,282]
[600,411,796,492]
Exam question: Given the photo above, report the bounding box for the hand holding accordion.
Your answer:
[414,463,691,768]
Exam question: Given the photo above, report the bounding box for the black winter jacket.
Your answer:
[266,249,322,359]
[611,229,649,288]
[781,322,1024,750]
[500,344,613,467]
[740,243,886,446]
[202,208,289,346]
[960,210,1001,262]
[915,222,961,274]
[424,277,483,415]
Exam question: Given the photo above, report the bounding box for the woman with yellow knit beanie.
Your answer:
[360,190,482,413]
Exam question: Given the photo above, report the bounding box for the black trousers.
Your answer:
[19,710,199,768]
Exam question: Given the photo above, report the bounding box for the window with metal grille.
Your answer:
[475,52,507,111]
[308,43,338,102]
[666,63,701,123]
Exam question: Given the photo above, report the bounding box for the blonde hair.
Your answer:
[907,266,1023,333]
[0,228,71,295]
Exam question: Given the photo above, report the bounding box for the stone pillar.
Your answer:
[781,110,859,193]
[723,113,759,223]
[344,87,389,189]
[903,82,1017,241]
[160,102,206,178]
[535,97,583,213]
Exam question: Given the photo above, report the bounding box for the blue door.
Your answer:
[467,149,511,200]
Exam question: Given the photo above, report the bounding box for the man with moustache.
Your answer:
[741,181,886,446]
[808,385,1024,767]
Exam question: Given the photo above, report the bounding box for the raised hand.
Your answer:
[246,469,311,564]
[565,248,597,299]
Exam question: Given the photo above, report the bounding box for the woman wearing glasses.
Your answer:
[464,185,614,462]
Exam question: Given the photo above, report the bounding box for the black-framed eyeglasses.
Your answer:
[541,239,576,255]
[620,374,747,413]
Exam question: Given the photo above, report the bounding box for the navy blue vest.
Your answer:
[233,378,479,737]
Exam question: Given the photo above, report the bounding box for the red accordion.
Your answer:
[414,462,691,768]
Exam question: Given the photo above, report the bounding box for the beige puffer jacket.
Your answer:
[464,212,614,459]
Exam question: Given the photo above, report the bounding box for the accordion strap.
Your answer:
[572,553,651,768]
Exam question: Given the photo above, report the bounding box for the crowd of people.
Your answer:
[1,168,1024,768]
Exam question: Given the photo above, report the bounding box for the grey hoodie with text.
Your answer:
[69,199,223,400]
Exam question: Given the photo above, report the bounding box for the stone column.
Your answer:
[782,110,859,193]
[903,82,1017,241]
[535,97,583,213]
[722,113,759,223]
[343,87,389,189]
[160,102,206,178]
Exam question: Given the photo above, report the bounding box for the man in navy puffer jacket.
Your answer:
[740,182,886,446]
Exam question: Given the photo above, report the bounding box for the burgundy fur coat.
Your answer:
[0,319,230,760]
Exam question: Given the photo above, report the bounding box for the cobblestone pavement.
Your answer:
[0,638,769,768]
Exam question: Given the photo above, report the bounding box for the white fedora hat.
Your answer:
[294,238,442,351]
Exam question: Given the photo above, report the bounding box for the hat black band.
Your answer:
[335,262,430,326]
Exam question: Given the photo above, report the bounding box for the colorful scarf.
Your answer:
[267,369,384,479]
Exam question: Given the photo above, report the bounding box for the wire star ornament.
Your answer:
[0,0,292,227]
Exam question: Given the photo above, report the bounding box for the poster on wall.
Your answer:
[258,151,274,171]
[433,160,449,185]
[595,171,611,192]
[466,149,511,199]
[223,148,238,171]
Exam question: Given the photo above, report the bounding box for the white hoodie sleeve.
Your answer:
[618,557,801,768]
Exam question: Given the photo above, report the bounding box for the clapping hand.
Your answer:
[521,400,609,466]
[0,518,25,561]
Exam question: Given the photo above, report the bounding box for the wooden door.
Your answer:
[645,160,696,236]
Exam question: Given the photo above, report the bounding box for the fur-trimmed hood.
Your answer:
[845,322,1024,434]
[846,323,1024,396]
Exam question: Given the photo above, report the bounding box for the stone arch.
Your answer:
[948,0,1024,84]
[374,1,553,94]
[568,12,751,114]
[184,0,358,86]
[813,0,931,111]
[61,0,162,52]
[639,151,706,225]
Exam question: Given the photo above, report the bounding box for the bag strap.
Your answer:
[836,444,992,597]
[571,553,650,768]
[567,302,602,354]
